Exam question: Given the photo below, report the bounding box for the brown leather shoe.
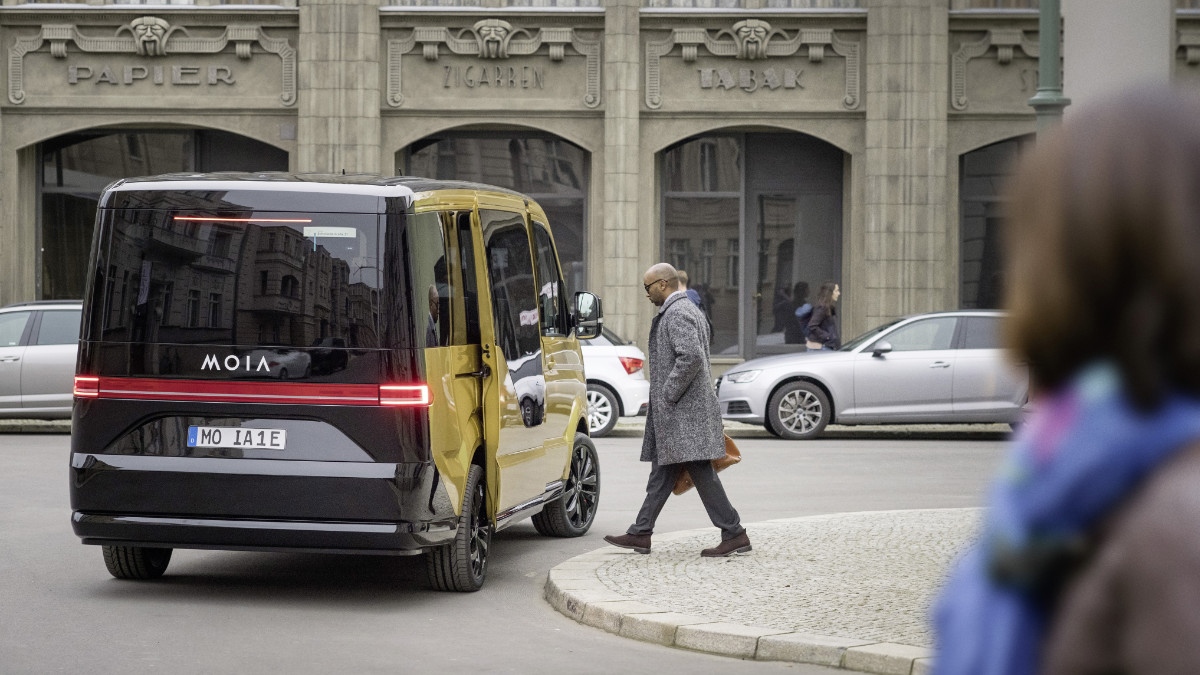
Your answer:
[701,531,752,557]
[604,533,651,554]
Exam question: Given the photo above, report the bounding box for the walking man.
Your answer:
[604,263,751,557]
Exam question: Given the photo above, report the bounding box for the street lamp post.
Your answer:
[1028,0,1070,134]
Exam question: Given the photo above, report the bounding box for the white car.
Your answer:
[580,327,649,437]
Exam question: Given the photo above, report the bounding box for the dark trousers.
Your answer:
[627,459,744,541]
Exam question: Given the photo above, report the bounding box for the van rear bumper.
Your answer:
[72,512,456,554]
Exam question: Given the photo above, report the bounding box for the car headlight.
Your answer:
[724,370,761,384]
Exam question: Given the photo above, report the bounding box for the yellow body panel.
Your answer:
[409,190,587,522]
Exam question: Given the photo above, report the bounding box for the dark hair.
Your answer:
[1004,88,1200,406]
[792,281,809,306]
[814,281,838,313]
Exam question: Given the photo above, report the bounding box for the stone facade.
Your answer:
[0,1,1192,363]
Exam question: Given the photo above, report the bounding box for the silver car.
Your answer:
[0,301,82,419]
[717,310,1028,440]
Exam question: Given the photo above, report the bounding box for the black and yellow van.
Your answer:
[70,173,603,591]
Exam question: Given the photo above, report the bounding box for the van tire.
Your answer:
[426,464,491,592]
[533,434,600,537]
[102,545,172,580]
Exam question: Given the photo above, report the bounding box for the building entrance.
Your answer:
[661,132,844,358]
[38,129,288,300]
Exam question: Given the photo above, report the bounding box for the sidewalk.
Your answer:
[0,419,70,433]
[546,508,984,675]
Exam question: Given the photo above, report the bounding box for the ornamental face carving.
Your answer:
[474,19,518,59]
[731,19,772,60]
[119,16,180,57]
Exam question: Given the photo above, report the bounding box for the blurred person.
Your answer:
[772,285,793,332]
[785,281,812,345]
[934,88,1200,675]
[603,263,750,557]
[677,269,703,308]
[805,282,840,350]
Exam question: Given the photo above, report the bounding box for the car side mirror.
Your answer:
[871,341,893,358]
[573,292,603,340]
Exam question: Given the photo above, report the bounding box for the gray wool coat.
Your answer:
[640,292,726,465]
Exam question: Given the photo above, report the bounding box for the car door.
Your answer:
[849,316,959,421]
[20,308,82,416]
[531,219,580,472]
[477,206,555,514]
[952,314,1028,420]
[0,310,34,413]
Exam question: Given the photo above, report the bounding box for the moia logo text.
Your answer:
[202,354,270,372]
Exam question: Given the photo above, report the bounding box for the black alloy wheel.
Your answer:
[427,464,491,592]
[767,381,832,440]
[532,433,600,537]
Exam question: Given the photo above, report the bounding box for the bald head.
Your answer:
[644,263,679,290]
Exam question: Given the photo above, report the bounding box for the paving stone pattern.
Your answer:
[594,509,983,648]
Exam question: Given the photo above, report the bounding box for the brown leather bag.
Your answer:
[673,434,742,496]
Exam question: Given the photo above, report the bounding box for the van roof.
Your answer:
[107,172,530,201]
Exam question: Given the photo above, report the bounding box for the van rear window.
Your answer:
[85,208,440,352]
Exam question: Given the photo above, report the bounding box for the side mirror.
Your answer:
[871,341,893,358]
[573,291,603,340]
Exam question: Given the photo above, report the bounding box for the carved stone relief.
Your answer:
[950,29,1039,111]
[644,20,862,110]
[386,20,602,108]
[8,16,297,105]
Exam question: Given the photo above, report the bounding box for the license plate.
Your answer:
[188,426,287,450]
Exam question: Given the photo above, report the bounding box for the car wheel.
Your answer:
[767,381,831,440]
[585,383,619,438]
[427,464,490,592]
[533,433,600,537]
[764,418,783,438]
[102,545,172,580]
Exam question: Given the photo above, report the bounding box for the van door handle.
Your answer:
[456,365,491,379]
[930,361,950,369]
[0,356,18,362]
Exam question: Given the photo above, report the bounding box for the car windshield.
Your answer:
[839,318,904,352]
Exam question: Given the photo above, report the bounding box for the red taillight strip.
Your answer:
[86,378,429,407]
[73,376,100,398]
[379,384,432,406]
[173,217,312,223]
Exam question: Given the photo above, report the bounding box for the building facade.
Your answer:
[0,0,1195,365]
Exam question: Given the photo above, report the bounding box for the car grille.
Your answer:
[726,401,752,415]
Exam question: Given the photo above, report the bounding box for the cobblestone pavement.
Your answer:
[597,509,981,647]
[546,508,985,674]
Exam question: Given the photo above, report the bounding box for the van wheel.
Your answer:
[427,464,491,592]
[585,383,619,438]
[102,545,172,580]
[533,433,600,537]
[767,381,831,440]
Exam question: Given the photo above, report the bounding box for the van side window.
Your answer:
[408,212,451,348]
[532,221,570,337]
[451,211,481,345]
[480,210,541,362]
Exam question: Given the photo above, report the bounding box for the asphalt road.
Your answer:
[0,431,1009,674]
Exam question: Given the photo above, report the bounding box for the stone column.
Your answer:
[297,0,381,174]
[862,0,950,327]
[602,0,641,339]
[1062,0,1173,113]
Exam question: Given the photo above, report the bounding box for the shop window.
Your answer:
[959,134,1035,309]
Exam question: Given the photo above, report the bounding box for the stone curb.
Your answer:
[0,419,70,434]
[608,418,1010,440]
[545,513,940,675]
